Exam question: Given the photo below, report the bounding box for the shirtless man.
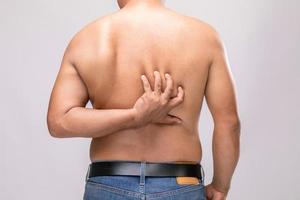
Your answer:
[47,0,240,199]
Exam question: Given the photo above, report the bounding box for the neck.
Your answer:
[122,0,164,9]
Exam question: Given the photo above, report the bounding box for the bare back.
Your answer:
[69,6,219,163]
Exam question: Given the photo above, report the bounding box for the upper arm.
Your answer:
[47,41,89,133]
[204,33,239,125]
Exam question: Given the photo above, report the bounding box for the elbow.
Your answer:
[46,114,68,138]
[214,115,241,135]
[227,116,241,133]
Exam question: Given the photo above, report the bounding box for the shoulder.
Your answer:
[178,14,226,64]
[187,15,223,44]
[186,16,225,54]
[167,9,224,48]
[63,12,117,64]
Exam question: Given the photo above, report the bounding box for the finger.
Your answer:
[141,74,152,93]
[162,73,173,99]
[153,71,162,95]
[168,86,184,108]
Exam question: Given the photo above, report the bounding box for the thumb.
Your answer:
[167,86,184,109]
[205,186,213,200]
[159,115,182,125]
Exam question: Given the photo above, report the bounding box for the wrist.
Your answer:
[211,179,230,195]
[128,108,143,129]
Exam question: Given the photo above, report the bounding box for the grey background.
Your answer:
[1,0,299,199]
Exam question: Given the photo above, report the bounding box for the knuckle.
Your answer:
[151,95,160,102]
[155,96,161,102]
[141,95,147,101]
[160,99,168,106]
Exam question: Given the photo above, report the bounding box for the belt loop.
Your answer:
[200,164,205,184]
[85,164,91,182]
[140,161,146,185]
[139,161,146,193]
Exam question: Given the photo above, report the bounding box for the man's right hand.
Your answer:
[132,70,184,128]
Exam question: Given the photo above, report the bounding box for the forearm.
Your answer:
[51,107,138,138]
[211,121,241,194]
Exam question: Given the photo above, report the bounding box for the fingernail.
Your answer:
[165,73,169,77]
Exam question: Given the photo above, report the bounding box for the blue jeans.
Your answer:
[83,161,206,200]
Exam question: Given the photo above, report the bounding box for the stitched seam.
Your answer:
[147,184,204,198]
[86,181,141,198]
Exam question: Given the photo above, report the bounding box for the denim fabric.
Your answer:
[83,161,206,200]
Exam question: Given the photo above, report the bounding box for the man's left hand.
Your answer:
[205,183,227,200]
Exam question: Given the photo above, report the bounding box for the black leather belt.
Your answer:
[86,160,203,180]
